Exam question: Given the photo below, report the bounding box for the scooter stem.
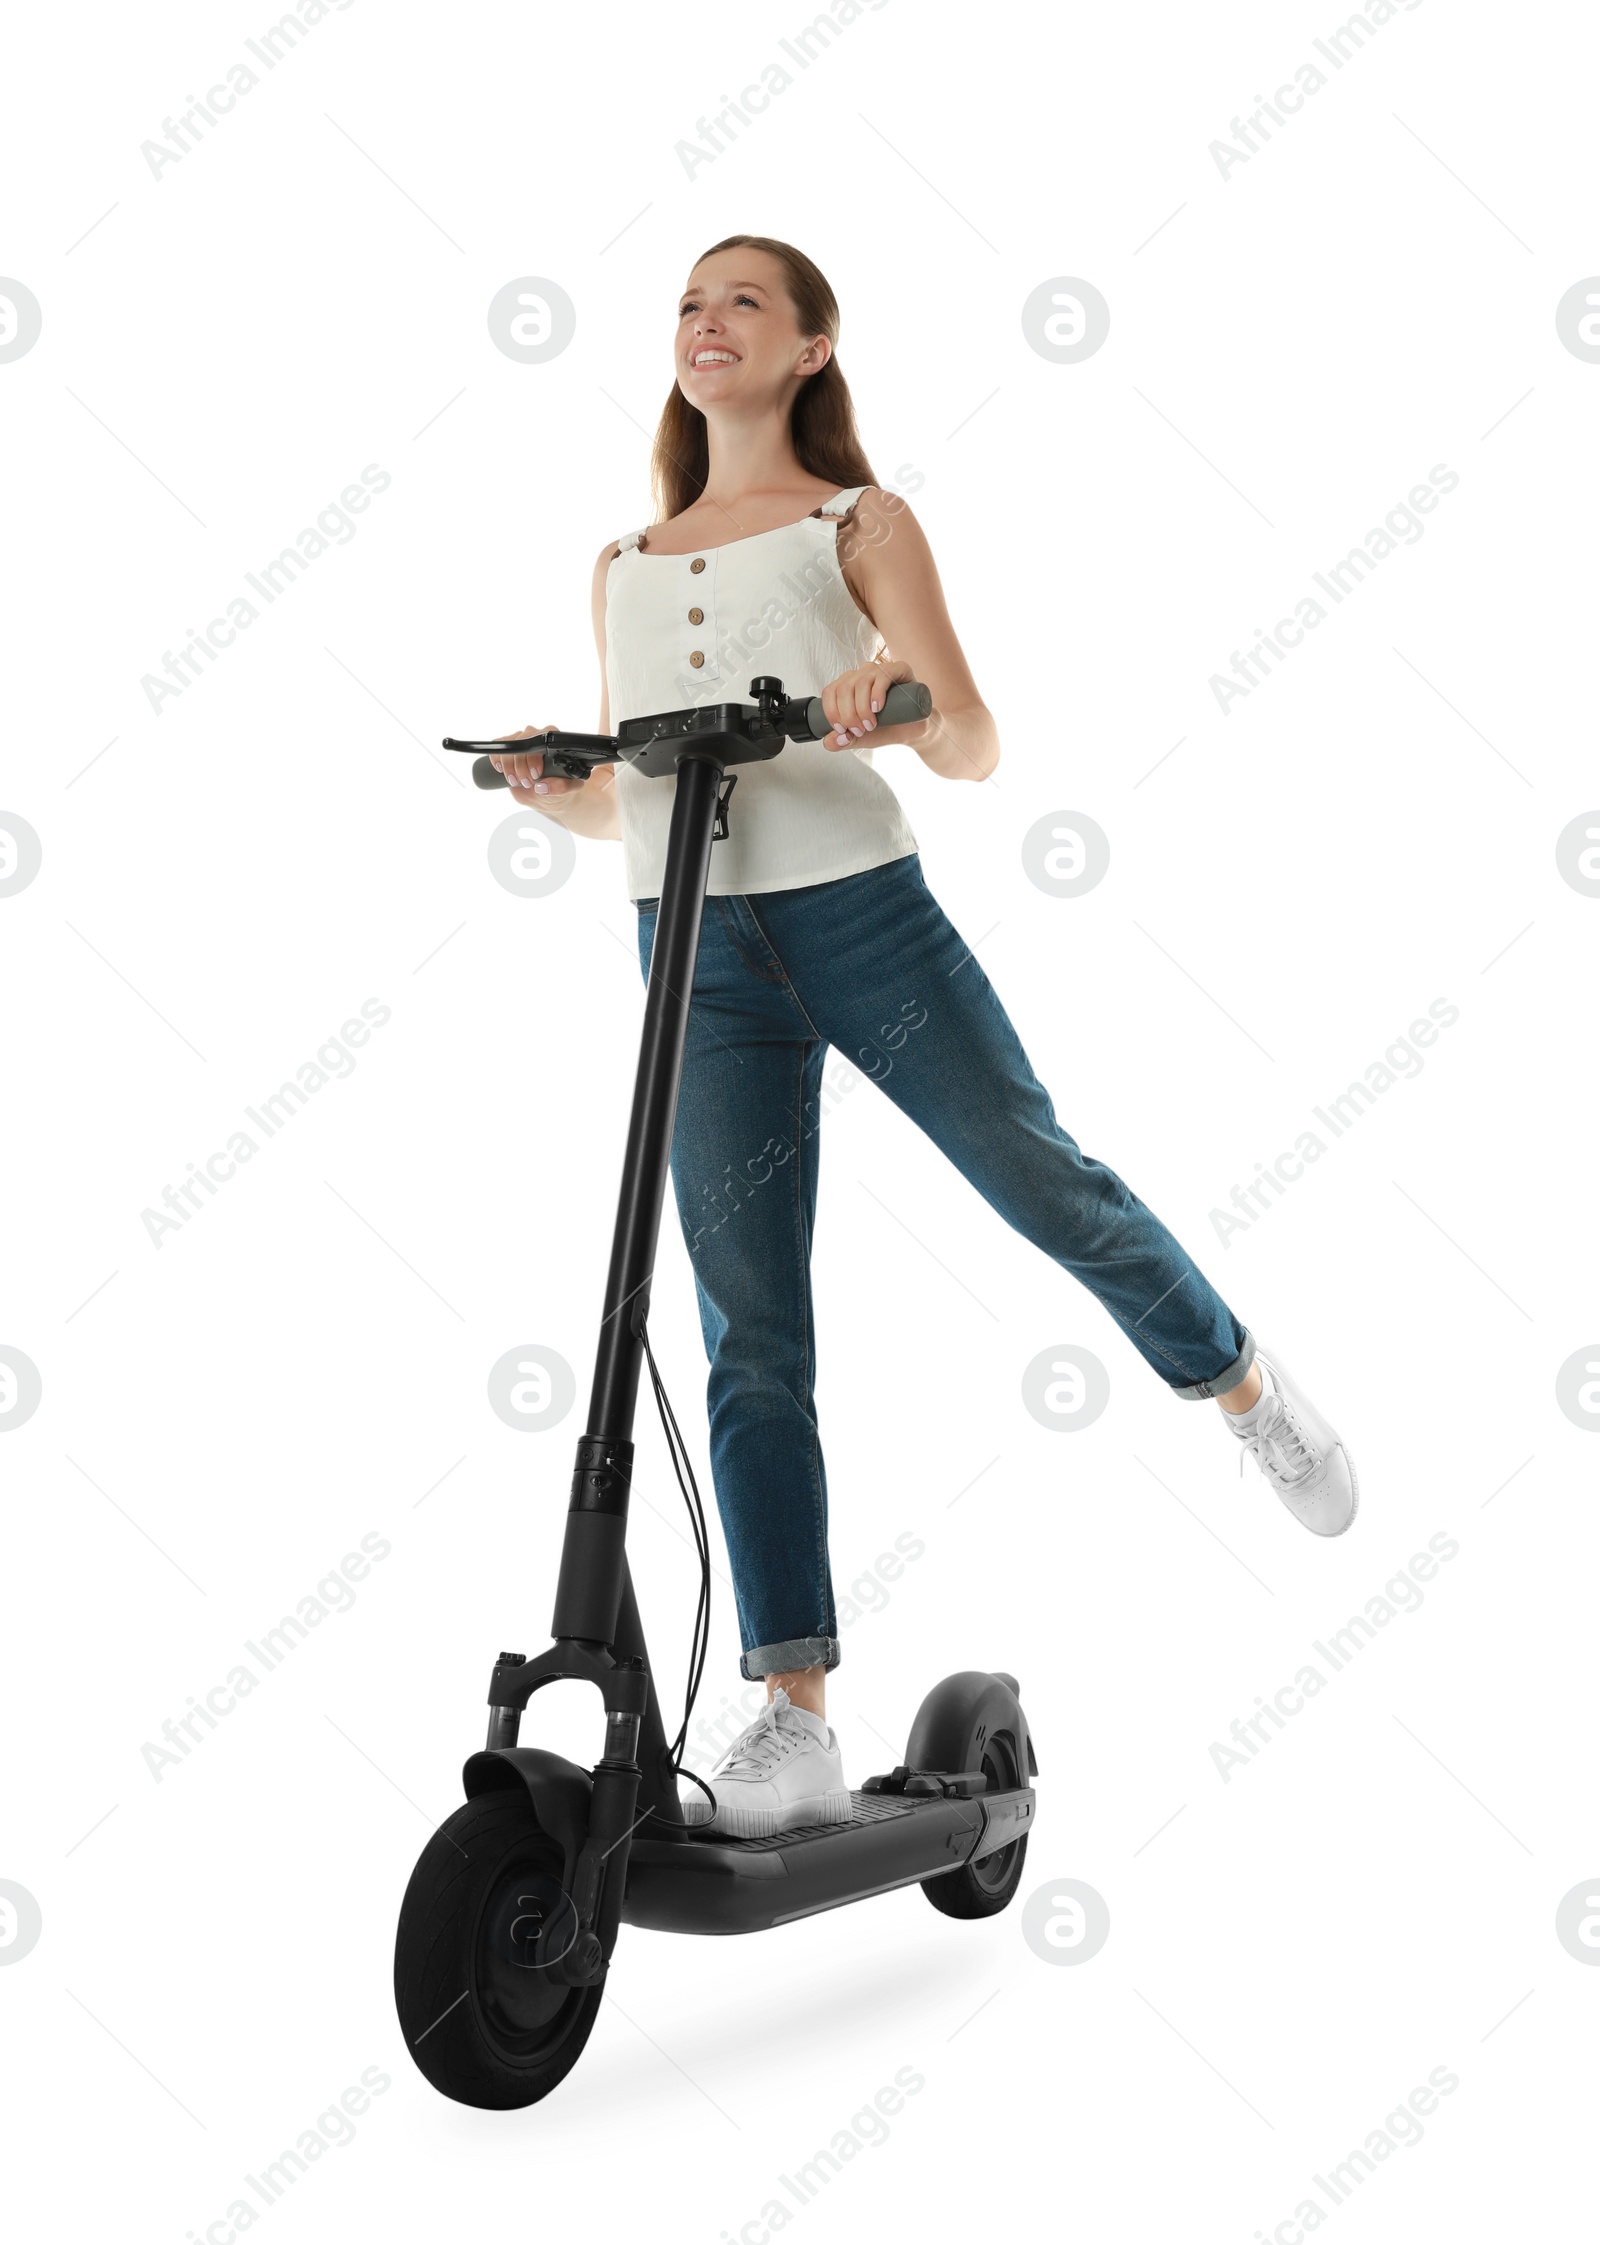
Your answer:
[549,752,723,1648]
[588,751,722,1434]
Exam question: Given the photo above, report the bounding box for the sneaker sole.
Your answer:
[706,1788,854,1841]
[1306,1447,1359,1537]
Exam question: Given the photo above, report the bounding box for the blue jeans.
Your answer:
[636,854,1253,1681]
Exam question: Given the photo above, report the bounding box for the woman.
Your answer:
[491,235,1357,1839]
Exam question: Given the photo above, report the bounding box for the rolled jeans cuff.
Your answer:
[1168,1327,1257,1402]
[740,1634,840,1681]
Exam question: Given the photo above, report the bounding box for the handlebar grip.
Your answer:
[801,680,931,739]
[470,755,600,792]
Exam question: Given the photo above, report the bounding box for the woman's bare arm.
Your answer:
[828,490,999,783]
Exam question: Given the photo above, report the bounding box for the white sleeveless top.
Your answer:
[605,485,919,900]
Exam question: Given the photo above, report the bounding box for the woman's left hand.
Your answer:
[817,660,915,750]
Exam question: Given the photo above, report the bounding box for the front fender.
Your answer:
[462,1747,592,1896]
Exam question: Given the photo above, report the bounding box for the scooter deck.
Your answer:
[620,1784,1035,1936]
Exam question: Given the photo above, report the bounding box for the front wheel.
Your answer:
[394,1791,604,2109]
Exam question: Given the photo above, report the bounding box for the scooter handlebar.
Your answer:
[447,679,932,791]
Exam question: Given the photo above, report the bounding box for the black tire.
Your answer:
[394,1790,604,2109]
[921,1723,1030,1921]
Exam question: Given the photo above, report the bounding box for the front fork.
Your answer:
[483,1649,648,1986]
[479,1428,688,1982]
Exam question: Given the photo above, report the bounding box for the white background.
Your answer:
[2,2,1595,2239]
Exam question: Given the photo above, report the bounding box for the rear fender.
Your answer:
[905,1670,1039,1783]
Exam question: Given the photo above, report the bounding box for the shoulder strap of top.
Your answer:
[615,527,649,553]
[818,485,870,517]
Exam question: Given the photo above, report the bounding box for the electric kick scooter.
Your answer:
[394,676,1039,2109]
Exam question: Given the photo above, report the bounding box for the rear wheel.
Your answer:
[394,1791,604,2109]
[921,1725,1029,1920]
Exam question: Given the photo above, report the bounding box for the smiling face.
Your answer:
[676,247,830,413]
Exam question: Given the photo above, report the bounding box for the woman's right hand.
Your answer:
[489,724,581,797]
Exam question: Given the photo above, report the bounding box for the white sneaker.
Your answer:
[678,1688,852,1838]
[1225,1347,1358,1537]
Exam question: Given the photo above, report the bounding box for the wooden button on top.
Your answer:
[688,606,704,624]
[689,556,706,573]
[689,650,705,668]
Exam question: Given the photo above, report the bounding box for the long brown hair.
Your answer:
[650,235,878,524]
